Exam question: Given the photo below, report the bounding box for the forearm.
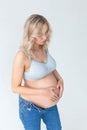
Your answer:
[53,69,63,81]
[12,85,43,95]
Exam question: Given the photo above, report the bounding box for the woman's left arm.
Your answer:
[52,69,64,98]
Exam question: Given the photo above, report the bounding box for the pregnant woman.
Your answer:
[11,14,64,130]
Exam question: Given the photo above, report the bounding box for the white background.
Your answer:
[0,0,87,130]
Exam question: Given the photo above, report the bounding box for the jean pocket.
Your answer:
[19,100,32,111]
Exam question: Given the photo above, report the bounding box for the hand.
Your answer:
[56,78,64,99]
[43,87,59,102]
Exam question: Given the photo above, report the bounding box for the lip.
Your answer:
[40,40,46,43]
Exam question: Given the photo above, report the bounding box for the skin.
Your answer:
[11,27,64,108]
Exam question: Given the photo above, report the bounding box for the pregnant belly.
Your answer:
[21,72,58,108]
[27,95,59,108]
[21,94,59,108]
[24,72,58,88]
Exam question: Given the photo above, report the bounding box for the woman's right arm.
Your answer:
[11,51,43,95]
[11,51,58,102]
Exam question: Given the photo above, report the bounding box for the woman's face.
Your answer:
[34,24,49,45]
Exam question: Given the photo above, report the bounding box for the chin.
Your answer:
[40,41,46,45]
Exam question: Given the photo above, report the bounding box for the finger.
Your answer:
[51,88,57,94]
[51,94,59,102]
[58,85,64,98]
[56,82,60,88]
[50,98,58,102]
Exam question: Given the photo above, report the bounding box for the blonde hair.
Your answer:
[19,14,52,57]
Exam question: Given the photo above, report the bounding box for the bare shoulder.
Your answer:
[11,51,27,89]
[13,51,31,72]
[13,51,27,67]
[16,51,26,60]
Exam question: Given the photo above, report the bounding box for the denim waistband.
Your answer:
[19,95,57,112]
[19,95,33,105]
[19,95,47,111]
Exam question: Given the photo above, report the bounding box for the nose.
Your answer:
[41,35,47,41]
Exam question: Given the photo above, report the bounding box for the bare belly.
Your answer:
[21,72,59,108]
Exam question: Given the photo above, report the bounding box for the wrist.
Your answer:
[59,77,63,81]
[57,77,63,81]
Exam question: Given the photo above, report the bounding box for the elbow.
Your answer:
[11,86,16,93]
[11,85,18,94]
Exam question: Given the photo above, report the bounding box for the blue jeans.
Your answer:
[19,95,62,130]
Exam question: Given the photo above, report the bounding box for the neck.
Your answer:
[33,44,43,51]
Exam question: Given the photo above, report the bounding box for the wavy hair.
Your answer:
[19,14,52,58]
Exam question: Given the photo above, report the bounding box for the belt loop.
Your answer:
[38,108,41,112]
[27,103,32,111]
